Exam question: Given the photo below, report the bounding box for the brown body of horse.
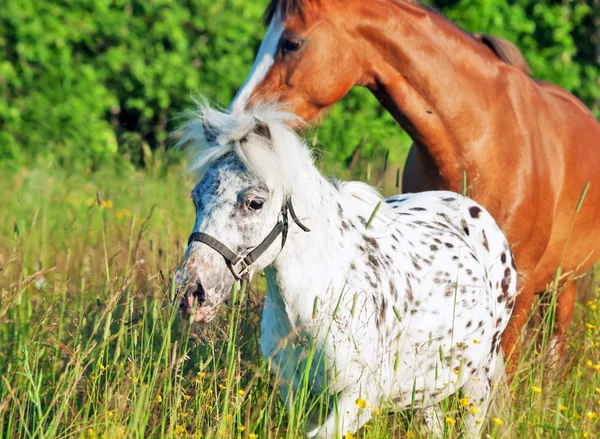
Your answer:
[229,0,600,373]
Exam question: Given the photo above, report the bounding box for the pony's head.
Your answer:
[173,101,311,322]
[228,0,367,124]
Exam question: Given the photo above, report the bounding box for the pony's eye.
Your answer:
[282,38,303,53]
[248,199,265,211]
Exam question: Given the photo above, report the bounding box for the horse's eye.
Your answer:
[282,38,303,53]
[247,199,265,211]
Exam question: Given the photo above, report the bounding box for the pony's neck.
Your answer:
[267,173,377,323]
[356,0,505,189]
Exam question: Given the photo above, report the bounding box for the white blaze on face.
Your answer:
[228,17,284,115]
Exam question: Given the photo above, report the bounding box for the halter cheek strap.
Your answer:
[187,199,310,281]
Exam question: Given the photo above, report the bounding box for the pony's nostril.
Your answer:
[193,281,206,306]
[180,281,206,312]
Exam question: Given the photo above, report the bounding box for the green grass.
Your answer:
[1,163,600,439]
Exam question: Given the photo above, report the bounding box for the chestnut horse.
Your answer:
[228,0,600,373]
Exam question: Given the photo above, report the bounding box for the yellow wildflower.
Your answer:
[406,432,414,438]
[238,426,246,432]
[470,405,478,415]
[559,405,568,411]
[493,417,504,425]
[154,395,162,403]
[459,397,470,407]
[587,360,594,368]
[586,411,597,419]
[249,435,258,439]
[345,432,354,439]
[532,386,542,394]
[115,426,125,439]
[574,412,581,419]
[586,323,596,330]
[197,372,206,378]
[183,394,191,401]
[219,384,227,390]
[446,418,456,425]
[472,339,480,344]
[238,390,246,397]
[355,398,367,409]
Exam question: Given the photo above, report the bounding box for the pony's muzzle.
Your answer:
[179,280,206,315]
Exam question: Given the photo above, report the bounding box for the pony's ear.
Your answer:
[252,116,272,142]
[474,33,532,76]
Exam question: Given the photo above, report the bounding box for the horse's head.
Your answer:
[174,102,310,322]
[229,0,366,124]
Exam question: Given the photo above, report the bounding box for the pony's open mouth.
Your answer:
[179,284,219,323]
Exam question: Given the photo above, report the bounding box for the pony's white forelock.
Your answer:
[177,98,311,194]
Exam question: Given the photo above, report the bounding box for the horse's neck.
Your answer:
[267,181,374,323]
[361,2,507,189]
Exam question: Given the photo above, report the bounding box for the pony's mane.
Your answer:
[177,100,311,193]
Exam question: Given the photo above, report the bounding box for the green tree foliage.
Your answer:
[0,0,598,168]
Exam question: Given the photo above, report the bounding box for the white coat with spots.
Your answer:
[174,102,517,438]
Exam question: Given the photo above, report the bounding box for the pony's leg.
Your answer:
[548,281,576,366]
[488,350,511,419]
[421,404,444,438]
[460,357,496,439]
[306,385,376,439]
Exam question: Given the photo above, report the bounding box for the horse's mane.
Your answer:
[264,0,437,25]
[177,99,313,193]
[263,0,531,74]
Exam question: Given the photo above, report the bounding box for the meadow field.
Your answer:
[1,0,599,437]
[1,159,600,439]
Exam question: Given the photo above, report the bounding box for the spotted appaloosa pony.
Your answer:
[228,0,600,372]
[174,103,516,438]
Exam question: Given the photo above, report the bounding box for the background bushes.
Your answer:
[0,0,598,169]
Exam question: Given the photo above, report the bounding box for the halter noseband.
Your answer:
[187,199,310,281]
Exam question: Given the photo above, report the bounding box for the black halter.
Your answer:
[187,199,310,281]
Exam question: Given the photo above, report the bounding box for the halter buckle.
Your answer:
[233,257,251,279]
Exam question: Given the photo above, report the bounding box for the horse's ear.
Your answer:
[474,33,532,76]
[253,116,272,142]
